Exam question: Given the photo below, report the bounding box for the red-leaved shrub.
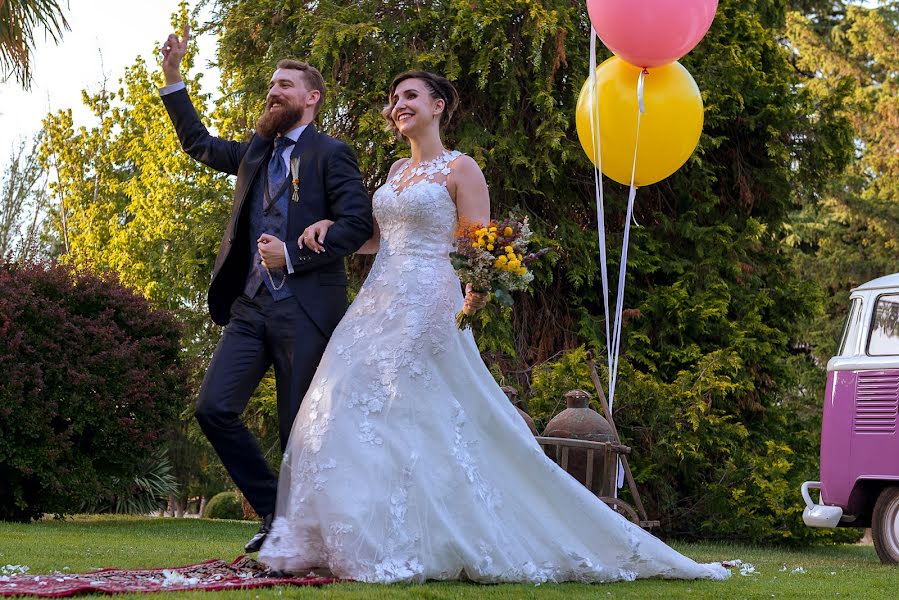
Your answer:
[0,260,189,521]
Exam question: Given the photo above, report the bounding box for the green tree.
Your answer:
[40,6,232,358]
[39,6,235,504]
[204,0,856,543]
[0,0,69,87]
[786,1,899,359]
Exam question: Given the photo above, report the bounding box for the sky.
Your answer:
[0,0,882,171]
[0,0,219,165]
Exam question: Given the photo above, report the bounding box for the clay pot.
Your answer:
[501,386,538,436]
[542,390,614,493]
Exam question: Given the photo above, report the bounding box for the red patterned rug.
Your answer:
[0,556,340,597]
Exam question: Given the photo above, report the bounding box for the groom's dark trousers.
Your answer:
[161,86,372,518]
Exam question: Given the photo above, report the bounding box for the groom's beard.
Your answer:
[256,99,305,138]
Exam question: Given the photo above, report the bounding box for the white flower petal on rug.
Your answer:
[0,565,29,577]
[160,570,200,587]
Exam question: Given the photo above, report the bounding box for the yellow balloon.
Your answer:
[576,57,704,187]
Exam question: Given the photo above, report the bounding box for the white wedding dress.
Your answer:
[258,150,729,584]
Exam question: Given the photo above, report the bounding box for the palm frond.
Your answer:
[83,449,180,515]
[0,0,70,87]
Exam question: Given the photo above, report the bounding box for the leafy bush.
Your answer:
[0,260,189,521]
[528,346,596,433]
[530,347,862,545]
[81,449,179,515]
[203,491,243,520]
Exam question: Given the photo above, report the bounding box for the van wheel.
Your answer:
[873,487,899,564]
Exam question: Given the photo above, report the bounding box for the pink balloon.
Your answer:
[587,0,718,68]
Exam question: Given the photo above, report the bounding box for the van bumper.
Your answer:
[801,481,843,528]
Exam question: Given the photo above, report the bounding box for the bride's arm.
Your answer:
[448,155,490,226]
[354,218,380,254]
[448,155,490,313]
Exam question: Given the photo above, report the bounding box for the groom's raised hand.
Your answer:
[160,25,190,85]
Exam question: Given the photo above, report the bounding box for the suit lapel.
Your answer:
[235,136,270,213]
[290,124,317,170]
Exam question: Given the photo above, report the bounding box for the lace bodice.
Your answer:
[328,150,464,393]
[372,150,461,260]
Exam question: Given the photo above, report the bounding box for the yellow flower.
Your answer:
[503,226,513,236]
[496,256,508,266]
[472,241,481,248]
[487,234,496,242]
[487,244,494,251]
[504,245,514,254]
[517,267,527,276]
[508,259,520,269]
[489,226,497,232]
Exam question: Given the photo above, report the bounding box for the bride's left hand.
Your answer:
[464,283,488,314]
[299,219,334,253]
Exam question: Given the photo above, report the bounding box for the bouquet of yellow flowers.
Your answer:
[451,214,548,330]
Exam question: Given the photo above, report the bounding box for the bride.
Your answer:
[258,70,729,584]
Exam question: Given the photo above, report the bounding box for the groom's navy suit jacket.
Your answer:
[162,88,373,333]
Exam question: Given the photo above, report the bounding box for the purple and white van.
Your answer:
[801,273,899,563]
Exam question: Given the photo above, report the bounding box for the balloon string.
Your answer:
[607,68,645,491]
[588,29,613,385]
[608,68,645,416]
[637,67,647,114]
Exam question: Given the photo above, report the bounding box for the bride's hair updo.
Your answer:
[382,71,460,136]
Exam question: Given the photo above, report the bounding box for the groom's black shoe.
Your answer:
[253,568,291,579]
[245,513,274,553]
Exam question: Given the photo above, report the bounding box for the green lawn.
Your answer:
[0,515,891,598]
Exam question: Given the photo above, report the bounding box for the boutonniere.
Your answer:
[290,156,301,203]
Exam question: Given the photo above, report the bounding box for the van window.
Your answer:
[838,298,863,356]
[868,294,899,356]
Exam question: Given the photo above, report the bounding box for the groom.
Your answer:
[159,28,373,551]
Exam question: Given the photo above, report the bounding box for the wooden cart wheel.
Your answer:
[599,497,640,525]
